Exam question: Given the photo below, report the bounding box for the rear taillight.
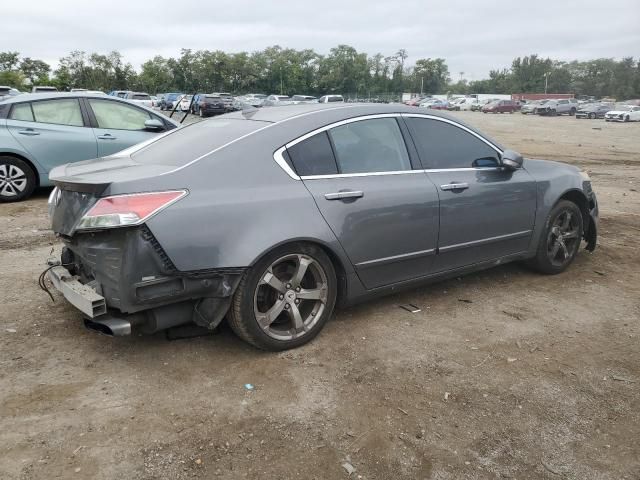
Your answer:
[77,190,187,230]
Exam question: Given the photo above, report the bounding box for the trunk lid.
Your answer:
[49,155,177,236]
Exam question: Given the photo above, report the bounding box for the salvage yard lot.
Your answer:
[1,112,639,479]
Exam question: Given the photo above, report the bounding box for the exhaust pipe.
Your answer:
[84,314,144,336]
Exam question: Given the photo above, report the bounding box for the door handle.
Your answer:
[440,183,469,191]
[97,134,116,140]
[18,129,40,136]
[324,190,364,200]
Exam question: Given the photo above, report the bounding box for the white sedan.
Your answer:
[178,95,193,112]
[604,105,640,122]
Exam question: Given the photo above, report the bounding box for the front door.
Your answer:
[6,98,97,177]
[85,98,161,157]
[404,115,537,272]
[286,117,440,289]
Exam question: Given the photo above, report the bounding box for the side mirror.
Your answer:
[501,149,523,169]
[145,119,165,131]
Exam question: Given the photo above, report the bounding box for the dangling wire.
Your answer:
[38,263,74,303]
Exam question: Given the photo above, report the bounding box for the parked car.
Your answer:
[263,95,294,107]
[604,105,640,122]
[123,92,153,109]
[0,92,179,201]
[45,104,598,350]
[189,94,206,114]
[211,92,235,111]
[520,99,550,115]
[447,98,479,111]
[470,99,495,112]
[154,94,165,109]
[0,86,22,100]
[178,95,193,112]
[317,95,344,103]
[536,99,578,116]
[576,103,613,119]
[238,94,267,108]
[291,95,317,103]
[159,93,183,111]
[195,95,226,117]
[31,86,58,93]
[404,96,430,107]
[109,90,130,99]
[420,99,449,110]
[482,100,520,113]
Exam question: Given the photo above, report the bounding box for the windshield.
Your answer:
[131,119,269,167]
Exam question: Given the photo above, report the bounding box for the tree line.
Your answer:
[1,48,639,100]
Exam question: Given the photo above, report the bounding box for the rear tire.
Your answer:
[0,156,37,203]
[624,115,630,122]
[527,200,583,275]
[570,108,576,116]
[229,243,337,350]
[589,112,596,119]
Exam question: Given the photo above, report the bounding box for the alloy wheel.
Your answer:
[546,210,580,267]
[253,253,329,341]
[0,164,27,197]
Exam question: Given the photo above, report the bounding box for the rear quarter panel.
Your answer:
[136,124,354,273]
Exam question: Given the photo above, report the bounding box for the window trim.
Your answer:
[273,113,505,180]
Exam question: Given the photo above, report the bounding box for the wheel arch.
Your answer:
[0,152,41,187]
[557,188,596,251]
[249,237,351,303]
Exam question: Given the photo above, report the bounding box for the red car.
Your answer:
[482,99,520,114]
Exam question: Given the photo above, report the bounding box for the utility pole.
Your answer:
[544,72,550,94]
[420,77,424,95]
[280,67,283,95]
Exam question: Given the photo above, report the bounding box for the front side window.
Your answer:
[10,103,34,122]
[89,99,151,130]
[328,118,411,174]
[406,118,499,169]
[287,132,338,176]
[31,99,84,127]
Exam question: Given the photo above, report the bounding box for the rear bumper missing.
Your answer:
[49,225,246,334]
[47,265,107,318]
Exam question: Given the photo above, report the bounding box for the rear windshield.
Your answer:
[132,94,150,100]
[131,119,268,166]
[205,96,221,100]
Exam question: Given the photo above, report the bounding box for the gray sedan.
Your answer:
[46,104,598,350]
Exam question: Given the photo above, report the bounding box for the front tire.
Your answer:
[229,243,337,350]
[527,200,583,274]
[0,156,37,202]
[589,112,596,119]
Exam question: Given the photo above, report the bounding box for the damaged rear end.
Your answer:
[47,154,244,337]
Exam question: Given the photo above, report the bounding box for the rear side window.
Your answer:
[89,99,151,130]
[287,132,338,176]
[32,99,84,127]
[406,118,499,169]
[328,118,411,174]
[10,103,34,122]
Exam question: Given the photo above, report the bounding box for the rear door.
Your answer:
[287,115,440,289]
[85,98,161,157]
[404,114,537,272]
[6,98,97,175]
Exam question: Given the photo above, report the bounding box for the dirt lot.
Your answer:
[1,111,639,480]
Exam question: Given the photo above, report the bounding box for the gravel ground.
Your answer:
[1,110,639,480]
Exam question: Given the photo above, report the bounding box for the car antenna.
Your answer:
[242,105,259,119]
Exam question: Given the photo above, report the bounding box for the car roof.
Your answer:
[0,92,128,104]
[223,102,503,147]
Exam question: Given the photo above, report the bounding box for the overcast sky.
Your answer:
[5,0,639,80]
